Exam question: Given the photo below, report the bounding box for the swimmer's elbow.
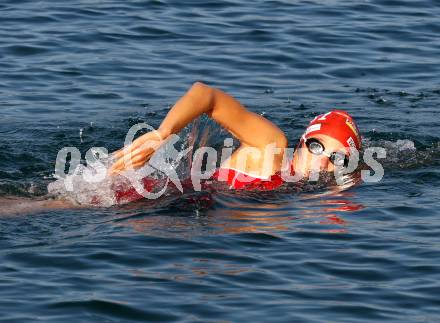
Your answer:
[191,81,213,97]
[192,81,209,90]
[190,81,215,109]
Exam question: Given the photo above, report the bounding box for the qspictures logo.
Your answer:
[54,123,386,199]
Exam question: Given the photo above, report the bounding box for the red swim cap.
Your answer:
[302,110,362,151]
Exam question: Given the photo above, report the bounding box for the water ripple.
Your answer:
[1,0,440,322]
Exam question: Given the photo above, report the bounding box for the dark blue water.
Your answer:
[1,0,440,322]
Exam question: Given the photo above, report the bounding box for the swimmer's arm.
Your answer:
[111,82,287,173]
[158,82,288,149]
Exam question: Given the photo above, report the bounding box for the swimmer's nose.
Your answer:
[309,153,330,171]
[294,153,325,179]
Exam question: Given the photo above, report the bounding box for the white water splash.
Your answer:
[362,138,439,168]
[47,131,196,207]
[48,156,117,207]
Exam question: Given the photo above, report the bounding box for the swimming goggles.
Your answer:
[304,138,349,167]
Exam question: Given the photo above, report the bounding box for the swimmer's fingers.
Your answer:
[112,131,163,160]
[111,160,148,174]
[109,157,126,175]
[112,138,146,160]
[112,148,124,160]
[110,150,150,174]
[110,141,160,174]
[126,160,148,170]
[112,139,145,159]
[110,156,142,174]
[110,131,165,174]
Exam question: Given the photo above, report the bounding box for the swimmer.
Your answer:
[110,82,361,190]
[2,82,362,215]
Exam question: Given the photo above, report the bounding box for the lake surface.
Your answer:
[1,0,440,322]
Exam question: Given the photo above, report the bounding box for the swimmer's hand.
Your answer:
[109,129,168,174]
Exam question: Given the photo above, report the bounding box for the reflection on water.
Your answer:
[114,187,364,237]
[297,192,364,233]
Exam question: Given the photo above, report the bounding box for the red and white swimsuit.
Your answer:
[212,167,284,190]
[112,167,284,205]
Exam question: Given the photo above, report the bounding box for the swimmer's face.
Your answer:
[292,134,349,179]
